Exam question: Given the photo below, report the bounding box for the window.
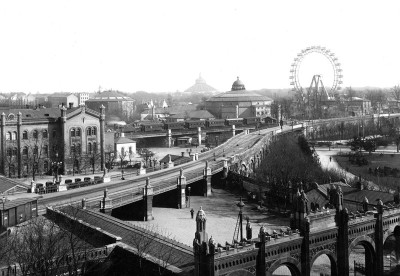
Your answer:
[87,127,92,136]
[6,132,10,141]
[121,147,125,156]
[129,147,132,154]
[70,144,75,154]
[53,130,57,138]
[7,148,12,156]
[12,131,17,140]
[23,131,28,140]
[76,143,81,154]
[76,128,81,137]
[33,146,38,155]
[71,128,75,137]
[12,147,18,156]
[23,146,28,156]
[88,143,92,154]
[32,130,38,139]
[93,142,97,153]
[43,130,48,138]
[92,127,97,136]
[43,145,49,156]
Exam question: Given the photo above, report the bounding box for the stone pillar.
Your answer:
[220,159,229,187]
[61,107,67,174]
[256,226,266,276]
[167,154,174,168]
[167,129,172,148]
[100,188,113,215]
[232,125,236,137]
[142,177,154,221]
[300,218,311,276]
[362,196,369,212]
[1,113,5,175]
[337,208,349,275]
[374,200,384,276]
[99,105,106,171]
[246,217,252,240]
[17,112,22,178]
[203,161,212,197]
[177,168,187,209]
[30,180,36,193]
[197,127,202,146]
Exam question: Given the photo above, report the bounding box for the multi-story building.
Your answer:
[76,92,90,106]
[205,77,273,119]
[0,105,106,178]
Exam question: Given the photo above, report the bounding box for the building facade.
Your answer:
[85,91,135,120]
[0,105,106,178]
[205,77,273,119]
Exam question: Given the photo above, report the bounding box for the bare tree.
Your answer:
[22,129,48,180]
[125,224,184,276]
[118,149,129,169]
[391,85,400,101]
[4,145,18,178]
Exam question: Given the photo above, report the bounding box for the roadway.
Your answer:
[38,126,283,213]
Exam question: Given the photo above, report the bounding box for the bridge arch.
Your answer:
[267,256,301,276]
[310,249,337,276]
[349,235,376,276]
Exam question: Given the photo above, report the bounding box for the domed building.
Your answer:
[184,74,217,94]
[205,77,273,119]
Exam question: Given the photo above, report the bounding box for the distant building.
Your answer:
[346,97,372,116]
[166,110,215,122]
[205,77,273,119]
[85,91,135,120]
[184,74,217,94]
[76,92,90,106]
[47,93,79,108]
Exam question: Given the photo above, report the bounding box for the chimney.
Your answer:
[181,152,185,157]
[69,102,73,109]
[120,132,125,138]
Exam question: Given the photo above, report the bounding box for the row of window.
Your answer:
[6,130,55,141]
[7,145,52,157]
[71,142,98,155]
[5,126,98,141]
[70,127,97,137]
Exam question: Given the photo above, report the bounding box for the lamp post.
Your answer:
[237,197,245,242]
[52,152,62,183]
[188,187,191,208]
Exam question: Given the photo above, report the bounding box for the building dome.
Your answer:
[231,77,246,91]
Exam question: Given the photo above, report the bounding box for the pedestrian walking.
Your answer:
[190,208,194,219]
[329,156,332,162]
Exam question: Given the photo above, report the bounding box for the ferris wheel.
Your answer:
[289,46,343,100]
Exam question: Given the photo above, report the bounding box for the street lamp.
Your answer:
[52,152,62,183]
[237,197,245,242]
[188,186,191,208]
[1,195,6,230]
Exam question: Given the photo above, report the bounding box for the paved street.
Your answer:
[129,188,290,246]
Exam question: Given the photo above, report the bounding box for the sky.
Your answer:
[0,1,400,93]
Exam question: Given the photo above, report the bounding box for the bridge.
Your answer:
[38,126,286,215]
[34,113,400,275]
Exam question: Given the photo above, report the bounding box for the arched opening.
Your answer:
[271,264,300,276]
[241,163,247,176]
[311,252,337,276]
[349,238,376,276]
[268,259,301,276]
[383,227,400,275]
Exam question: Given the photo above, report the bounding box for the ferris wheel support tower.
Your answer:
[289,46,343,117]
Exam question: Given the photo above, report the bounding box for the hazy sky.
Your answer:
[1,1,399,93]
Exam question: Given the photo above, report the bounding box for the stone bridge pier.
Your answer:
[203,161,212,197]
